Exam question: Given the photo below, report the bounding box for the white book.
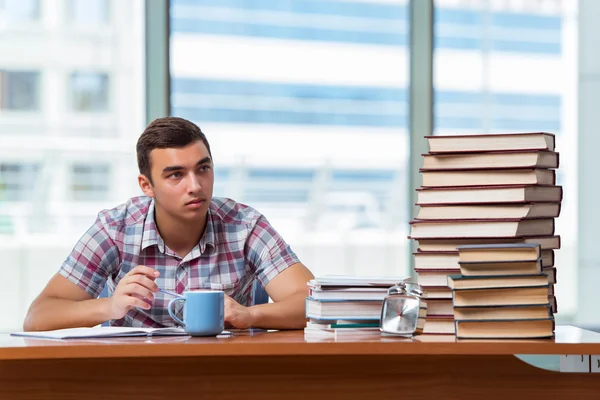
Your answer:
[308,287,388,301]
[11,326,187,339]
[309,275,407,288]
[305,298,383,320]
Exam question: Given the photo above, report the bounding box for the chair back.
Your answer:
[251,279,269,305]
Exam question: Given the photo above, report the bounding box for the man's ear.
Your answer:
[138,174,155,198]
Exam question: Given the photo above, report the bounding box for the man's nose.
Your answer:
[187,173,202,192]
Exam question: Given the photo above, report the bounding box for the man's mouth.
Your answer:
[186,199,204,205]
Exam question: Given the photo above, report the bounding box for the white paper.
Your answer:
[11,326,187,339]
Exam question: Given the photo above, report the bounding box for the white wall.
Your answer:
[0,240,74,331]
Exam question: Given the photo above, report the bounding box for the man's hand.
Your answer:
[107,265,159,320]
[224,294,255,329]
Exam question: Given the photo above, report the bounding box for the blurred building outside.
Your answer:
[0,0,578,332]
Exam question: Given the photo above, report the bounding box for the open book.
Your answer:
[10,326,188,339]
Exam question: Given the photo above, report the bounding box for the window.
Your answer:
[433,1,565,135]
[70,72,109,112]
[170,0,406,46]
[0,0,39,22]
[0,163,39,201]
[433,0,577,321]
[0,215,13,235]
[172,79,405,127]
[170,0,411,280]
[0,71,40,111]
[68,0,109,25]
[243,168,315,204]
[0,0,144,334]
[70,163,110,201]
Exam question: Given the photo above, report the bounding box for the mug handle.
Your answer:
[168,297,186,327]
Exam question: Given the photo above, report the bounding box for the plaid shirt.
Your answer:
[59,196,300,328]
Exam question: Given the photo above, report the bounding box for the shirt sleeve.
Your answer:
[58,216,121,298]
[246,215,301,287]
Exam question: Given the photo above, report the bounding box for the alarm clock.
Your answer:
[379,281,427,336]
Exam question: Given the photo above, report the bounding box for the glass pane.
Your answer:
[70,163,110,201]
[0,163,39,201]
[170,0,410,279]
[0,71,40,111]
[433,0,576,322]
[68,0,109,24]
[70,72,109,112]
[0,0,39,22]
[0,0,145,333]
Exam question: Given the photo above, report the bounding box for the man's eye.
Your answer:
[169,172,182,179]
[200,165,211,172]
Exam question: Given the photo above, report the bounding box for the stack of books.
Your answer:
[408,132,561,335]
[448,243,555,339]
[303,275,405,337]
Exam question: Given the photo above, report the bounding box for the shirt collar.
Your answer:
[141,199,215,255]
[141,199,165,253]
[199,206,216,254]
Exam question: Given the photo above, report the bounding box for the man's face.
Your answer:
[141,140,214,221]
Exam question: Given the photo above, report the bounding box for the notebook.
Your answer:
[309,275,408,288]
[10,326,188,339]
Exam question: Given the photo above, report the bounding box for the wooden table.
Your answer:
[1,325,600,400]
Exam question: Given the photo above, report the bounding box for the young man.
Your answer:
[24,117,314,331]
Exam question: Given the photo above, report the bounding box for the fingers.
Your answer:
[126,296,151,310]
[223,294,235,303]
[122,283,155,302]
[123,273,159,293]
[131,293,153,308]
[130,265,160,280]
[223,296,234,320]
[223,296,252,329]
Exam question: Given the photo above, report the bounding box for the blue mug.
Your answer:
[168,290,224,336]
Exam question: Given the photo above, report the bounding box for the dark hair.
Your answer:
[136,117,212,184]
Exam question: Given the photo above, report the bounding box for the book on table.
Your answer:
[456,243,541,262]
[306,275,407,301]
[420,168,555,187]
[414,235,561,252]
[307,275,407,288]
[416,185,563,205]
[10,326,187,339]
[424,132,555,154]
[305,298,384,321]
[414,250,554,271]
[452,286,550,307]
[416,269,459,287]
[308,286,389,301]
[413,251,460,270]
[453,304,553,321]
[420,150,559,171]
[447,274,550,290]
[303,326,381,338]
[543,267,557,284]
[454,318,555,339]
[409,218,555,239]
[304,319,381,337]
[459,259,543,276]
[421,286,453,299]
[425,299,454,317]
[541,249,554,267]
[415,202,561,220]
[423,317,455,335]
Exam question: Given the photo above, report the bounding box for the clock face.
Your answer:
[380,296,422,335]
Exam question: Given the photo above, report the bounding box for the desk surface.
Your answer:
[1,325,600,360]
